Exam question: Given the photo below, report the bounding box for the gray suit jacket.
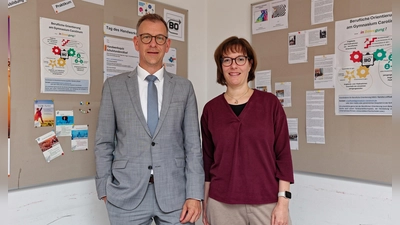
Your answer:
[94,68,204,212]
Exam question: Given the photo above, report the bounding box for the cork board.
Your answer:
[8,0,188,189]
[251,0,391,183]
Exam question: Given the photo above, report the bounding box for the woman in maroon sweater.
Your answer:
[201,36,294,225]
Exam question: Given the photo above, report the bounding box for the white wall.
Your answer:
[8,0,392,224]
[157,0,208,111]
[205,0,263,99]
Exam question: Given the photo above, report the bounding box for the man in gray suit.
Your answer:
[95,13,204,225]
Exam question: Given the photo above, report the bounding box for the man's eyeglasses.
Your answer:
[138,33,168,45]
[221,56,250,67]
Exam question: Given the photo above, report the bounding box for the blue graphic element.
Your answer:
[56,115,74,125]
[71,129,88,139]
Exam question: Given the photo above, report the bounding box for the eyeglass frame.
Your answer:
[220,55,250,67]
[137,33,168,45]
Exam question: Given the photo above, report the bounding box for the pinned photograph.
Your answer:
[276,89,284,97]
[314,68,324,80]
[289,35,296,45]
[319,29,327,38]
[256,86,268,92]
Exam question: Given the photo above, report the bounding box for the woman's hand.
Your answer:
[271,200,289,225]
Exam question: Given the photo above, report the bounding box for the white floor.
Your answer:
[8,172,391,225]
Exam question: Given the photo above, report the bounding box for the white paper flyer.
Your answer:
[36,131,64,162]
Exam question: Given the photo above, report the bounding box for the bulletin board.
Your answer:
[251,0,391,184]
[8,0,188,189]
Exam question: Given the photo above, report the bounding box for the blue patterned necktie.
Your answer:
[146,75,158,136]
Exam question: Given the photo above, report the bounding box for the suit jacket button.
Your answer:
[148,165,152,170]
[151,142,155,146]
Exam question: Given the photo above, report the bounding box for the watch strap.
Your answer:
[278,191,291,199]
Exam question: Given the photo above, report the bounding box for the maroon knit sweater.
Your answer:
[201,89,294,204]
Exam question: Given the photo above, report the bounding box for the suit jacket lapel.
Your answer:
[154,69,175,137]
[126,68,151,136]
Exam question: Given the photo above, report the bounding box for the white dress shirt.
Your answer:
[137,65,164,122]
[137,65,164,175]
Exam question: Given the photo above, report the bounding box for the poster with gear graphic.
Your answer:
[40,17,90,94]
[334,12,392,115]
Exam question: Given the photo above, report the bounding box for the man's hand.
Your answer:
[179,199,201,224]
[101,196,107,203]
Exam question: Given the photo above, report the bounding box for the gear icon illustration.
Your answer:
[68,48,76,57]
[57,58,66,67]
[373,49,386,61]
[344,70,355,82]
[52,46,61,55]
[356,66,369,78]
[350,51,363,63]
[48,59,56,68]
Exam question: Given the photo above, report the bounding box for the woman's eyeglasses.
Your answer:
[221,56,249,67]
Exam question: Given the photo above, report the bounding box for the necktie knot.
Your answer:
[146,75,157,83]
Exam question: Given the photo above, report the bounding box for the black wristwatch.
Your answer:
[278,191,292,199]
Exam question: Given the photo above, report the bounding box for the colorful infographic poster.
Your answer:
[335,12,392,115]
[40,17,90,94]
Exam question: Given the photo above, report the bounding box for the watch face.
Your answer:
[285,191,292,199]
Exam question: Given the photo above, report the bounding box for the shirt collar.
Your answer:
[137,65,164,82]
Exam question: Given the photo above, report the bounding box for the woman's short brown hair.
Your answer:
[214,36,257,85]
